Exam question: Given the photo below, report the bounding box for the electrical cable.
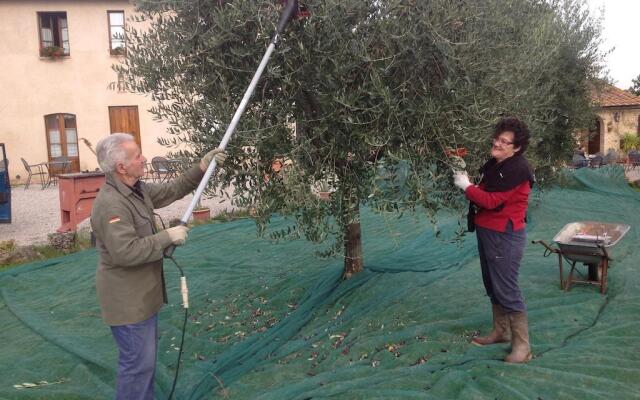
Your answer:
[153,213,190,400]
[152,213,189,400]
[165,254,189,400]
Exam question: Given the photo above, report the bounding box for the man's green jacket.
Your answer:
[91,165,204,326]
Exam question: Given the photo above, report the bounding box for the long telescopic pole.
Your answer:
[165,3,300,398]
[165,0,299,257]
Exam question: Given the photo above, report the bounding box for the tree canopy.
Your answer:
[629,74,640,96]
[118,0,605,276]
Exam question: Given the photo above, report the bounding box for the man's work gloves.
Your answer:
[454,171,472,191]
[200,148,227,171]
[166,225,189,246]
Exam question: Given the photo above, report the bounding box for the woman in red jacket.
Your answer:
[453,117,534,363]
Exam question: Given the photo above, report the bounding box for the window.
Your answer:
[108,11,126,55]
[38,12,70,56]
[44,114,79,172]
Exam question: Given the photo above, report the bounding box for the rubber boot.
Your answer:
[472,304,511,346]
[505,312,532,363]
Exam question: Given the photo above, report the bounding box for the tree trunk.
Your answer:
[342,204,363,279]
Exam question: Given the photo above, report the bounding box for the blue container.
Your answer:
[0,143,11,223]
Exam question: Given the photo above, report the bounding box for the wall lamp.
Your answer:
[613,112,621,122]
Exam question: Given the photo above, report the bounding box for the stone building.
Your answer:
[585,85,640,155]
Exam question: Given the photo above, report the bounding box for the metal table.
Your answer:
[45,160,72,187]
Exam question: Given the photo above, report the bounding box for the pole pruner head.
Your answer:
[277,0,299,33]
[276,1,310,33]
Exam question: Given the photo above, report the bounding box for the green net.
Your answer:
[2,165,639,399]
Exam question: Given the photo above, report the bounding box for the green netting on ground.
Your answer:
[1,165,639,399]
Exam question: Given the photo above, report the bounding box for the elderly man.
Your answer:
[91,133,225,400]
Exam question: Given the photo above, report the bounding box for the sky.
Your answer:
[585,0,639,89]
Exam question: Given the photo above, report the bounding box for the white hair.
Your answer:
[96,133,135,173]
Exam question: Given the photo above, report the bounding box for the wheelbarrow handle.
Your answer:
[531,239,559,255]
[532,239,564,290]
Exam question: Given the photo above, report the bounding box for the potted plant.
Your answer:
[42,45,65,58]
[192,198,211,222]
[317,179,331,200]
[315,173,337,200]
[620,133,640,163]
[620,133,639,152]
[111,46,126,56]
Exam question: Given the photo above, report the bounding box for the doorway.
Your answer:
[588,117,601,154]
[109,106,141,147]
[44,113,80,173]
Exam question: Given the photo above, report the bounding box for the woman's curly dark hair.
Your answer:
[493,117,530,155]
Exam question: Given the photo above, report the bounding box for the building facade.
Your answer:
[585,85,640,155]
[0,0,172,184]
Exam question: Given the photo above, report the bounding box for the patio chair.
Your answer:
[141,162,154,182]
[629,152,640,170]
[44,158,72,187]
[570,153,588,169]
[604,149,619,165]
[151,156,176,183]
[590,153,603,168]
[20,157,47,189]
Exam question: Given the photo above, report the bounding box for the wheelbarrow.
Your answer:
[532,221,630,294]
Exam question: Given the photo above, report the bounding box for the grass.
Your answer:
[212,208,251,223]
[1,208,250,271]
[0,235,93,272]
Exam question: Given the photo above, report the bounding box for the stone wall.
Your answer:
[598,107,640,153]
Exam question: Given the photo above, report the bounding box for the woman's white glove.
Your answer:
[453,171,472,191]
[200,148,227,171]
[166,225,189,246]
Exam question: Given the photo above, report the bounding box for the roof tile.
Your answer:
[593,85,640,107]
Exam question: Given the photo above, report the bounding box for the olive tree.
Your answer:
[118,0,604,278]
[629,74,640,96]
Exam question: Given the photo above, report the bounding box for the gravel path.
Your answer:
[0,181,235,246]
